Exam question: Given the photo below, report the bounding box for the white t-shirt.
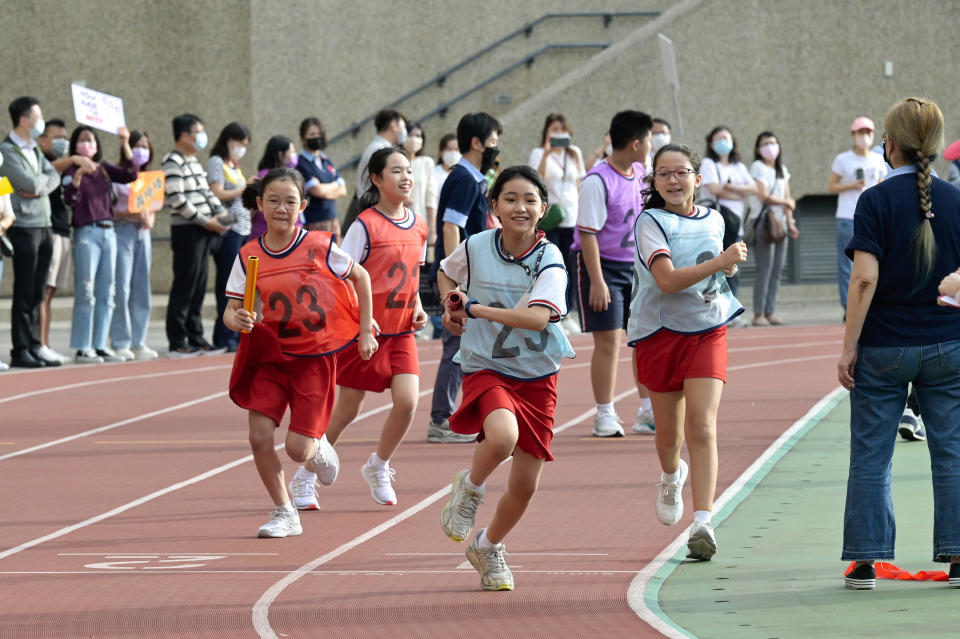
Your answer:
[340,207,427,265]
[410,155,437,220]
[440,236,568,320]
[830,149,888,220]
[699,157,754,221]
[528,146,586,228]
[224,228,354,300]
[576,172,611,232]
[749,160,791,222]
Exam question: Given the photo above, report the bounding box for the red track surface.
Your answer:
[0,326,841,638]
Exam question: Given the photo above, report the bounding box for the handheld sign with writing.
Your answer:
[242,256,259,334]
[128,171,165,213]
[71,84,126,134]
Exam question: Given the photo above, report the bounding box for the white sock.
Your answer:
[661,468,680,483]
[694,510,712,524]
[464,475,485,493]
[369,453,388,469]
[597,402,615,416]
[639,397,652,411]
[477,529,495,550]
[278,502,295,514]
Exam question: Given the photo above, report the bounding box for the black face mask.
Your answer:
[882,138,891,167]
[305,136,325,151]
[481,146,500,174]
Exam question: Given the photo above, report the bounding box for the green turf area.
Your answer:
[657,396,958,638]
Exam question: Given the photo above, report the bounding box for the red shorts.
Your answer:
[450,370,558,462]
[336,333,419,392]
[633,326,728,392]
[237,355,336,439]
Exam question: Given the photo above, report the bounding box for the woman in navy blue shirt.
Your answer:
[838,97,960,590]
[295,117,347,239]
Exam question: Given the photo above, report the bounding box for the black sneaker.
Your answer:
[950,563,960,589]
[898,412,926,442]
[844,562,876,590]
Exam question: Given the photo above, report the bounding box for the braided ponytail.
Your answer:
[913,151,936,283]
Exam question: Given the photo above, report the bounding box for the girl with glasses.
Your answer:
[630,144,747,561]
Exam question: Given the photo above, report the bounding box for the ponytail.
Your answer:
[912,151,936,285]
[241,182,260,213]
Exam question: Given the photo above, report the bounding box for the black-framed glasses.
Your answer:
[653,168,697,181]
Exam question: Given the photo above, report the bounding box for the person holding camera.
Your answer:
[828,116,888,314]
[528,113,585,323]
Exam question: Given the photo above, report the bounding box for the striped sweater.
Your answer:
[161,149,224,226]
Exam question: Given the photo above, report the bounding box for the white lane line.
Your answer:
[0,392,427,562]
[0,392,228,462]
[626,386,846,638]
[251,391,634,639]
[0,364,231,405]
[58,552,279,556]
[0,569,640,576]
[728,339,838,353]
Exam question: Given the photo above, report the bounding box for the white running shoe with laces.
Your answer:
[113,347,136,362]
[288,467,320,510]
[592,412,625,437]
[632,407,656,435]
[466,530,514,591]
[312,435,339,485]
[656,459,688,526]
[441,469,485,542]
[686,520,718,561]
[257,507,302,538]
[361,454,397,505]
[132,345,159,361]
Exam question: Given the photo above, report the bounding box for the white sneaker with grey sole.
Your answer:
[257,507,302,538]
[632,407,656,435]
[656,459,688,526]
[592,412,624,437]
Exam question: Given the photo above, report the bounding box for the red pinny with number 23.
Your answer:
[241,230,360,356]
[355,207,428,335]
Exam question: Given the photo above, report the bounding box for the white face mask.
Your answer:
[605,144,613,157]
[853,133,873,150]
[396,124,407,146]
[230,144,247,160]
[651,132,671,152]
[442,150,461,167]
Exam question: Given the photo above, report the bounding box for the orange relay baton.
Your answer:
[242,255,259,334]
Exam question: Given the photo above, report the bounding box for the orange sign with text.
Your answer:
[128,171,165,213]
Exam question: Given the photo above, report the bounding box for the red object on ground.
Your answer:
[945,138,960,161]
[844,561,948,581]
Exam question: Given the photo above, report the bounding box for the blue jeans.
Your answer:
[843,341,960,562]
[430,326,463,423]
[70,224,117,351]
[110,221,152,350]
[837,219,854,310]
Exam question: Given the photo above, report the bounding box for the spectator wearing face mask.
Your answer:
[828,116,889,313]
[403,122,437,248]
[1,97,63,368]
[62,125,139,364]
[36,118,79,363]
[162,113,229,357]
[296,117,347,237]
[207,122,252,353]
[111,130,159,361]
[343,108,407,235]
[647,118,672,169]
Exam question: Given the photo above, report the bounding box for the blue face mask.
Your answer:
[194,131,208,150]
[30,118,45,139]
[711,138,734,156]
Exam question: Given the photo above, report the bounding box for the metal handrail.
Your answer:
[338,42,612,171]
[326,10,659,148]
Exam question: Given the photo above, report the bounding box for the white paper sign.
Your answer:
[71,83,125,134]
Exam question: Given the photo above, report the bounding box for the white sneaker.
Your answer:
[74,349,103,365]
[0,360,8,371]
[312,435,339,486]
[686,520,718,561]
[360,453,397,505]
[257,506,302,538]
[441,469,484,542]
[466,530,514,591]
[37,345,67,363]
[113,347,136,362]
[288,467,320,510]
[96,348,125,363]
[632,407,656,435]
[132,345,160,361]
[592,412,624,437]
[656,458,688,526]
